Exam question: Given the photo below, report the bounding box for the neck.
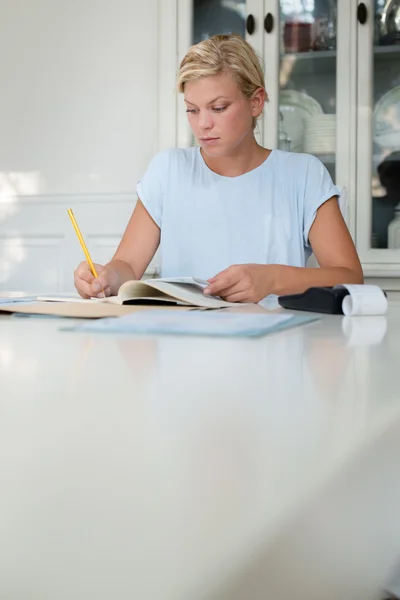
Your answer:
[200,134,271,177]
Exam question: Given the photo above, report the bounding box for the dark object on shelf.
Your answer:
[284,22,312,52]
[379,31,400,44]
[278,286,350,315]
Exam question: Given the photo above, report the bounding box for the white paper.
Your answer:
[151,277,207,286]
[36,295,98,303]
[74,310,304,337]
[334,284,388,316]
[0,296,38,304]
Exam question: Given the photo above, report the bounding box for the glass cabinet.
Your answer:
[356,0,400,277]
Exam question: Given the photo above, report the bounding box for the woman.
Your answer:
[74,34,363,302]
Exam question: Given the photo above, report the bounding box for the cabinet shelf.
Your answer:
[280,50,335,75]
[374,44,400,56]
[281,45,400,74]
[282,49,336,61]
[282,44,400,60]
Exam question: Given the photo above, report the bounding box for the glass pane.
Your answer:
[193,0,246,44]
[371,0,400,250]
[278,0,337,182]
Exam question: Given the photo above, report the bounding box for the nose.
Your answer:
[199,110,213,131]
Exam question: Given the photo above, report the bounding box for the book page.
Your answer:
[147,281,248,309]
[117,281,188,304]
[37,295,98,303]
[151,277,208,287]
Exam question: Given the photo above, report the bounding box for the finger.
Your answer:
[95,286,112,299]
[205,277,240,296]
[222,291,249,303]
[74,278,93,299]
[205,280,246,297]
[206,266,237,290]
[212,282,246,297]
[207,264,237,281]
[91,272,111,293]
[76,263,95,284]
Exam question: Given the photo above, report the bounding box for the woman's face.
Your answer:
[184,71,263,157]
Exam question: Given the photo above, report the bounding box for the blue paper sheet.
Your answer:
[65,309,319,338]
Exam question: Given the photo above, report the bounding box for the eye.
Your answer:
[213,106,227,112]
[185,108,197,114]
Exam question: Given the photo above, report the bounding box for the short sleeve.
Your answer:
[136,151,170,228]
[302,155,340,246]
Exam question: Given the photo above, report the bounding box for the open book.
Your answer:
[39,277,245,310]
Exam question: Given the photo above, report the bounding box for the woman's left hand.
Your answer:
[203,264,278,303]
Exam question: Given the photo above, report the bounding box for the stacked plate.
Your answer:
[373,85,400,149]
[303,114,336,155]
[279,90,324,152]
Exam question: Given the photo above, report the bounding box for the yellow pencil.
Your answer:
[67,208,98,279]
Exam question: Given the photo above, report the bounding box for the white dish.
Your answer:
[304,130,335,136]
[279,90,324,152]
[307,114,335,120]
[381,0,400,35]
[373,85,400,149]
[304,146,336,154]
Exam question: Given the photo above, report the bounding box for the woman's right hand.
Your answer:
[74,262,121,299]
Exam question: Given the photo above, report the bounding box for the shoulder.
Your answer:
[272,151,335,197]
[146,147,198,172]
[272,149,325,172]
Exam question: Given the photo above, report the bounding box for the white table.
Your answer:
[1,302,400,600]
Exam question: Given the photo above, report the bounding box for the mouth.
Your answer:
[200,137,220,142]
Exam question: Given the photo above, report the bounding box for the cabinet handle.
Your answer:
[357,2,368,24]
[246,14,255,35]
[264,13,274,33]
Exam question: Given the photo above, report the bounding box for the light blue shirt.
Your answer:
[137,146,340,279]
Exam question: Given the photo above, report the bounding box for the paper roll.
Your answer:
[335,284,388,316]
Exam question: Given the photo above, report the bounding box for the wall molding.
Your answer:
[0,192,137,206]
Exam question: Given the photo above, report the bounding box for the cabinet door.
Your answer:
[176,0,266,147]
[356,0,400,276]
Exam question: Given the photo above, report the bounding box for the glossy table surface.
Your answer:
[1,300,400,600]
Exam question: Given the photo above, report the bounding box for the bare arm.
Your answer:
[75,199,160,298]
[273,197,363,295]
[107,199,160,282]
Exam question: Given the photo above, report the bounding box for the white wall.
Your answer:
[0,0,174,292]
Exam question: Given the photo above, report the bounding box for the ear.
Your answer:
[251,87,266,118]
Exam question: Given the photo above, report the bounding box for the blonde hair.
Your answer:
[177,34,268,128]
